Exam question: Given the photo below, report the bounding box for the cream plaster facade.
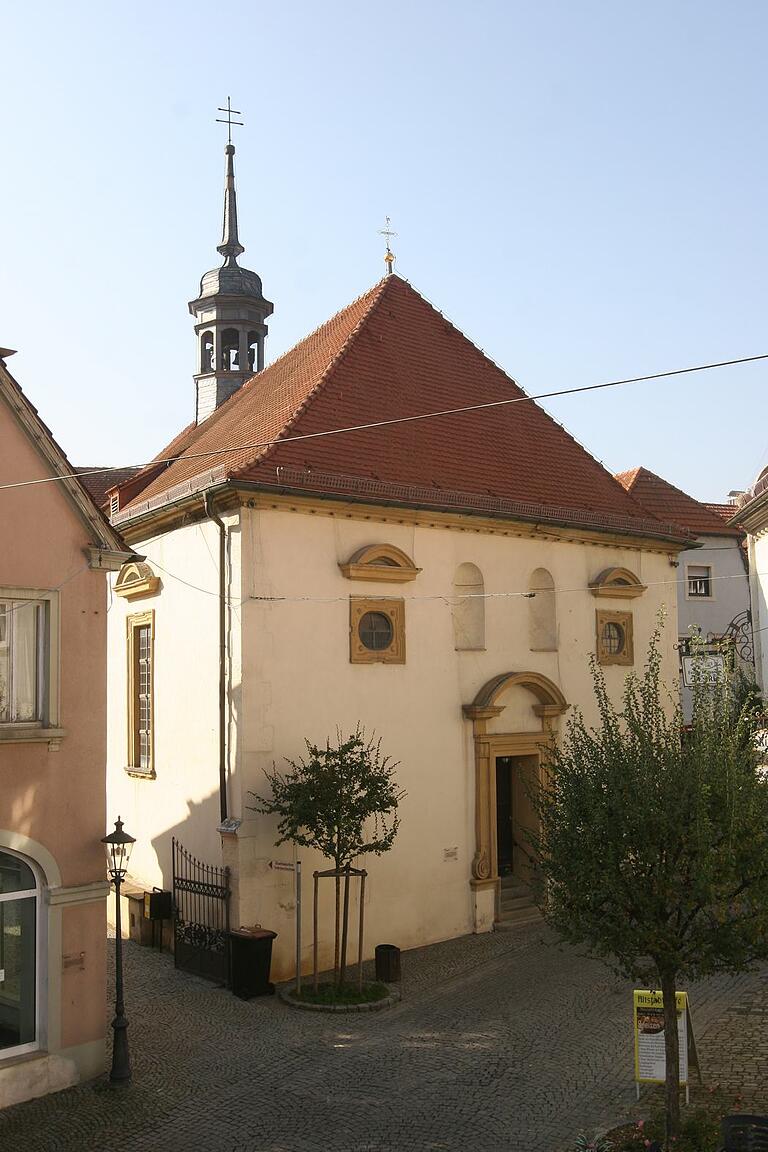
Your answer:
[107,492,680,982]
[0,360,129,1107]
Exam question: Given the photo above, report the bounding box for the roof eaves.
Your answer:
[0,360,132,558]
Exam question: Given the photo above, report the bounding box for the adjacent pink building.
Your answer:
[0,350,131,1107]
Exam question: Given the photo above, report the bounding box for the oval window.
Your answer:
[601,621,625,656]
[358,611,393,651]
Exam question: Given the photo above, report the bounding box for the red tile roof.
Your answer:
[76,466,140,509]
[118,276,686,539]
[615,468,742,537]
[705,502,743,527]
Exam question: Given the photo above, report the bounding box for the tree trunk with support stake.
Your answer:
[660,968,681,1144]
[339,865,351,988]
[334,871,341,985]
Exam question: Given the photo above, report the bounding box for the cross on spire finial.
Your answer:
[378,215,397,275]
[216,96,243,146]
[215,99,245,265]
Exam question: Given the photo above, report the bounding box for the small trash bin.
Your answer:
[375,943,401,983]
[229,928,277,999]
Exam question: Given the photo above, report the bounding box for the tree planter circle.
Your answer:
[278,984,401,1013]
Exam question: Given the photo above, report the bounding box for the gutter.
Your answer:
[204,493,228,824]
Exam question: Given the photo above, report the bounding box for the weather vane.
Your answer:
[378,215,397,274]
[216,96,243,145]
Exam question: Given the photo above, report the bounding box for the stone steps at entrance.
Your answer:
[496,876,540,929]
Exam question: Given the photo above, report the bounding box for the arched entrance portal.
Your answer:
[463,672,568,931]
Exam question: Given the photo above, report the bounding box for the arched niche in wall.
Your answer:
[528,568,557,651]
[453,562,485,650]
[589,567,646,599]
[339,544,421,583]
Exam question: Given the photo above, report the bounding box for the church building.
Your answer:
[106,139,690,980]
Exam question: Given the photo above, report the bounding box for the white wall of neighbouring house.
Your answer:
[749,530,768,692]
[106,514,242,900]
[676,535,750,719]
[230,502,680,980]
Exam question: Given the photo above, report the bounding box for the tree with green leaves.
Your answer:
[531,628,768,1147]
[249,728,403,987]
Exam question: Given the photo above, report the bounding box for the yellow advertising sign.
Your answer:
[633,990,689,1085]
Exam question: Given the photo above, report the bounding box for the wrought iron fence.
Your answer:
[172,837,231,986]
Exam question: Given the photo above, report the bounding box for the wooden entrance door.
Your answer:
[495,756,514,875]
[495,754,539,882]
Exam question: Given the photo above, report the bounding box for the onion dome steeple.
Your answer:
[188,101,273,424]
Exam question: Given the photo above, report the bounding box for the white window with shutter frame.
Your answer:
[687,564,713,599]
[0,589,60,739]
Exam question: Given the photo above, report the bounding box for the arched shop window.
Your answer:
[0,849,41,1057]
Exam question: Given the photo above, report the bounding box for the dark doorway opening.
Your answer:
[495,754,539,882]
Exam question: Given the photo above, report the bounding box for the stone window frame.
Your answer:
[126,610,155,777]
[0,586,63,745]
[596,609,634,666]
[349,597,406,665]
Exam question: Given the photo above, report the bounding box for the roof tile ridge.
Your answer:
[387,283,666,522]
[614,466,643,490]
[393,276,529,397]
[617,466,738,535]
[161,279,393,463]
[606,468,668,524]
[237,276,390,391]
[230,276,392,478]
[388,279,652,523]
[642,468,733,530]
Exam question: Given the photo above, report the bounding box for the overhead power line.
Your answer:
[1,352,767,493]
[149,553,753,608]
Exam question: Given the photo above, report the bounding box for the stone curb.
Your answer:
[278,984,401,1013]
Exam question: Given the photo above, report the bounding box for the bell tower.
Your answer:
[189,103,273,424]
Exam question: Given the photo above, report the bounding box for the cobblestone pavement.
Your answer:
[1,924,766,1152]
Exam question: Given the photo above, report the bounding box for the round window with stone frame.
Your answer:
[601,620,626,657]
[358,610,394,652]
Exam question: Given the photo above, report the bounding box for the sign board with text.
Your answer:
[681,653,725,688]
[633,990,700,1087]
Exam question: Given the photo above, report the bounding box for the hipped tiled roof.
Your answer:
[615,467,742,537]
[119,276,684,538]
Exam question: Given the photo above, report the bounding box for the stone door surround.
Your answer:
[462,672,568,892]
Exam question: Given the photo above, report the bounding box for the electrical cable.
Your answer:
[1,351,767,493]
[145,553,755,606]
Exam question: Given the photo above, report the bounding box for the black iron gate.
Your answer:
[172,837,231,985]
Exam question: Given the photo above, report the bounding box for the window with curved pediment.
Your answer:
[528,568,557,651]
[453,563,485,650]
[339,545,421,583]
[114,562,160,601]
[589,567,646,599]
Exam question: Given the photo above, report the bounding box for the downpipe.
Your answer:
[204,493,228,823]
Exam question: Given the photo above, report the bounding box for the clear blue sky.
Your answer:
[2,1,766,502]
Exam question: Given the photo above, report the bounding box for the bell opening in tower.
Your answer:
[220,328,239,372]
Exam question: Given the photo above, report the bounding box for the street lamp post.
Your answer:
[102,816,136,1085]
